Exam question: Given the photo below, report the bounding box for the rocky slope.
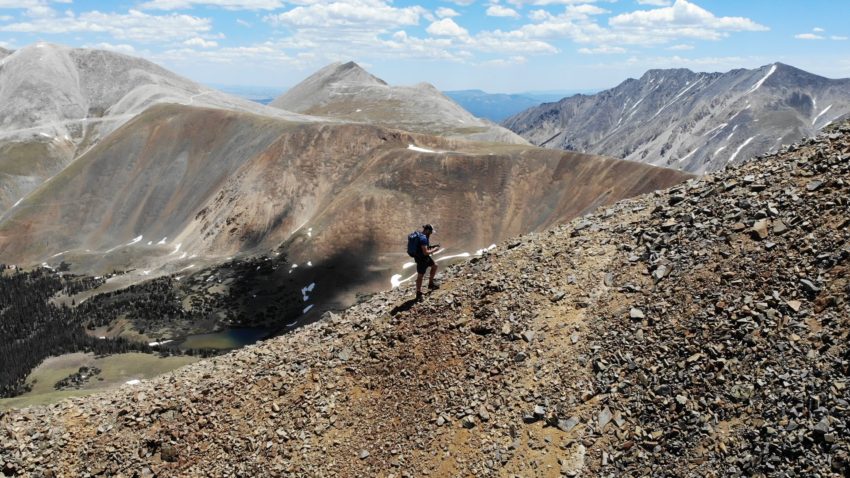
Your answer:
[504,63,850,173]
[2,118,847,476]
[0,102,689,311]
[271,61,528,145]
[0,43,311,212]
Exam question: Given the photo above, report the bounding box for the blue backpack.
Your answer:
[407,231,425,257]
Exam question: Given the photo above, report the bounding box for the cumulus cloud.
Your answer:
[426,18,468,37]
[609,0,768,37]
[184,36,218,47]
[831,35,848,41]
[667,43,693,50]
[486,5,520,18]
[578,45,625,54]
[794,33,823,40]
[435,7,460,18]
[0,9,213,43]
[139,0,284,10]
[265,0,424,29]
[83,42,137,54]
[636,0,671,5]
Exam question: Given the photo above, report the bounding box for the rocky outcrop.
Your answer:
[504,63,850,173]
[271,61,529,145]
[2,119,847,476]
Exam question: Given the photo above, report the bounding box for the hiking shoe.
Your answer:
[428,282,440,291]
[416,291,424,301]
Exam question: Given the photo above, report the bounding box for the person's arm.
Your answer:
[421,243,441,256]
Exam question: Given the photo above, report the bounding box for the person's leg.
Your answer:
[416,273,424,294]
[428,263,438,287]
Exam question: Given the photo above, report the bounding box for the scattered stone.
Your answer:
[629,308,645,320]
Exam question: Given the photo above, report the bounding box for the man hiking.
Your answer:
[411,224,440,300]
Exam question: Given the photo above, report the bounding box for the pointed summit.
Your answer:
[270,61,528,144]
[324,61,387,87]
[270,61,385,112]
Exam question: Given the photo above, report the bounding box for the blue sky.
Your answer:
[0,0,848,92]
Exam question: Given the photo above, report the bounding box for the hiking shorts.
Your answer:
[414,255,435,274]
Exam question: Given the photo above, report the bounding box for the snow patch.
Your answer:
[301,282,316,301]
[125,379,141,386]
[748,64,777,93]
[408,144,436,153]
[728,136,756,163]
[678,147,700,163]
[157,237,168,245]
[126,235,143,246]
[170,243,182,255]
[812,105,833,126]
[402,262,415,269]
[436,252,471,262]
[703,123,728,138]
[391,272,417,289]
[12,198,22,208]
[651,77,704,119]
[50,250,69,258]
[714,146,727,156]
[475,244,497,255]
[148,340,173,347]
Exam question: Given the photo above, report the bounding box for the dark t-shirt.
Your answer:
[415,233,430,258]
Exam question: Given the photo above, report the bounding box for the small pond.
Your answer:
[179,328,270,350]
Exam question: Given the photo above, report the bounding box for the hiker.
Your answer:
[409,224,441,299]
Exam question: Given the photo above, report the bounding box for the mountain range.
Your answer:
[0,44,688,314]
[503,63,850,173]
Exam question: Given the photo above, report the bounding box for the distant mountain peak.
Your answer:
[314,60,387,87]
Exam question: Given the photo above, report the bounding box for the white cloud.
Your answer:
[139,0,284,10]
[831,35,848,41]
[236,18,252,27]
[436,7,460,18]
[667,43,693,50]
[83,42,137,54]
[0,15,12,21]
[812,27,824,33]
[446,0,475,6]
[795,33,824,40]
[486,5,520,18]
[184,36,218,47]
[578,45,625,54]
[609,0,768,35]
[265,0,424,29]
[426,18,468,37]
[479,55,526,67]
[507,0,603,6]
[637,0,671,5]
[0,9,213,43]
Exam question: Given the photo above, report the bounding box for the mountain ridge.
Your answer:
[503,62,850,173]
